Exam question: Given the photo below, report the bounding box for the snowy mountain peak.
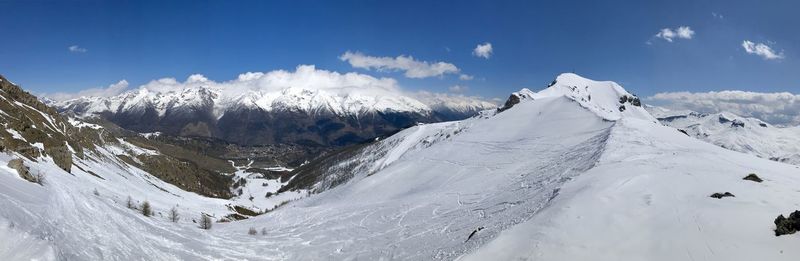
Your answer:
[501,73,655,122]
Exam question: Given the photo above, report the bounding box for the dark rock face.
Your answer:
[743,173,763,183]
[774,211,800,236]
[497,94,521,112]
[710,192,735,199]
[618,95,641,107]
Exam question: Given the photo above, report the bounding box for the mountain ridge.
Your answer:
[53,80,496,146]
[648,105,800,166]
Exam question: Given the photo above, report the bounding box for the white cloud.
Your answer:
[136,65,402,97]
[459,74,474,80]
[473,43,493,59]
[339,51,459,78]
[648,90,800,126]
[449,85,469,93]
[712,12,724,19]
[68,45,87,53]
[655,26,694,42]
[742,40,784,60]
[46,80,129,101]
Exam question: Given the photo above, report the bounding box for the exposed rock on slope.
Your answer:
[0,74,233,197]
[0,74,86,172]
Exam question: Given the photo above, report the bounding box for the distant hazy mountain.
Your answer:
[648,106,800,165]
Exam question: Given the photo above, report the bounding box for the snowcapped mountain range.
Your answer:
[3,73,800,260]
[648,106,800,166]
[52,73,496,146]
[56,85,439,119]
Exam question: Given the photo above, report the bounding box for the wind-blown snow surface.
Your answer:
[465,117,800,261]
[2,73,799,260]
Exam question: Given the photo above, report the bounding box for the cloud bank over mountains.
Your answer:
[46,65,495,109]
[649,90,800,126]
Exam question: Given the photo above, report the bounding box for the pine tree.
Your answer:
[126,196,135,209]
[141,201,152,217]
[168,206,179,222]
[200,214,212,230]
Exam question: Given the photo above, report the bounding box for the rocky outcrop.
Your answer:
[774,211,800,236]
[743,173,763,183]
[0,74,87,172]
[7,158,32,182]
[710,192,735,199]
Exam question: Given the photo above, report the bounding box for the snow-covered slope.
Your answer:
[648,106,800,166]
[465,115,800,260]
[3,73,800,260]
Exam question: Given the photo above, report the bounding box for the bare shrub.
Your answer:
[126,196,135,209]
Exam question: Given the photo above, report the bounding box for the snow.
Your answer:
[140,132,162,139]
[67,117,103,130]
[56,84,436,119]
[6,128,25,141]
[227,160,304,212]
[531,73,655,122]
[105,138,160,156]
[14,101,60,133]
[414,92,497,114]
[0,216,56,260]
[54,74,497,120]
[648,107,800,166]
[464,116,800,261]
[3,72,800,260]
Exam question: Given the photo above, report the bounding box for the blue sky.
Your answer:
[0,0,797,102]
